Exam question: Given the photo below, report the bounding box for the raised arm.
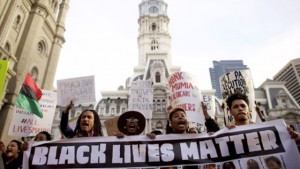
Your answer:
[60,100,74,138]
[201,102,220,133]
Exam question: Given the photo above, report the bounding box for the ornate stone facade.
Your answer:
[0,0,69,143]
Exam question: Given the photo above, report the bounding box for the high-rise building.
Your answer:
[209,60,248,98]
[273,58,300,106]
[0,0,69,143]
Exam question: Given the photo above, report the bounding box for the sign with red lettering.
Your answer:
[168,71,203,130]
[8,90,57,137]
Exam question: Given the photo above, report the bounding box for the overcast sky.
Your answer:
[54,0,300,101]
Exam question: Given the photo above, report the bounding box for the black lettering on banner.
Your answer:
[28,127,284,169]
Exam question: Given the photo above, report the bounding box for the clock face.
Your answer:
[149,6,158,13]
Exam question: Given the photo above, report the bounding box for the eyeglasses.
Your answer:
[126,117,139,122]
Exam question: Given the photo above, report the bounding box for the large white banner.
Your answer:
[57,75,96,106]
[9,90,57,137]
[23,119,300,169]
[168,71,203,131]
[219,69,256,124]
[128,79,153,119]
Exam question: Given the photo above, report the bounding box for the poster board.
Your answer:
[168,71,203,131]
[9,90,57,137]
[57,76,96,106]
[128,79,153,119]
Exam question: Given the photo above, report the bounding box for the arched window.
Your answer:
[4,42,10,53]
[162,99,166,111]
[155,72,161,83]
[151,40,159,51]
[15,15,21,25]
[152,23,156,31]
[157,100,161,111]
[37,40,47,56]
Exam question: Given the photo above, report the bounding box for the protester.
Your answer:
[187,127,198,134]
[0,141,5,154]
[265,156,282,169]
[201,102,220,133]
[159,107,196,169]
[0,153,3,169]
[0,141,5,169]
[2,139,23,169]
[247,159,260,169]
[166,103,220,135]
[114,110,146,138]
[60,100,103,138]
[225,93,251,127]
[34,131,52,141]
[223,161,236,169]
[225,93,300,140]
[168,107,189,134]
[203,164,217,169]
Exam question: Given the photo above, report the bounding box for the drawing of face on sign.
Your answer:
[219,69,256,124]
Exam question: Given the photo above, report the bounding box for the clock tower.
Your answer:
[137,0,171,67]
[97,0,181,135]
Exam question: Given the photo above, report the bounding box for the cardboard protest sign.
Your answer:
[168,71,203,131]
[0,60,9,97]
[9,90,57,137]
[57,76,96,106]
[219,69,256,124]
[104,116,119,136]
[23,119,300,169]
[128,79,153,119]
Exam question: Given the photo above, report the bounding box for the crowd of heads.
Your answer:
[1,92,299,169]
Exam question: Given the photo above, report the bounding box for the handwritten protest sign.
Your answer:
[168,71,203,131]
[128,79,153,119]
[219,69,256,124]
[9,90,57,137]
[57,76,96,106]
[104,116,119,136]
[23,119,300,169]
[0,60,9,97]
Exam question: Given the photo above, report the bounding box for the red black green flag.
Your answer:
[16,73,43,118]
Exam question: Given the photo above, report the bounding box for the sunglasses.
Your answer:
[126,117,139,122]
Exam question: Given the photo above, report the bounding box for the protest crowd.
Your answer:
[1,91,300,169]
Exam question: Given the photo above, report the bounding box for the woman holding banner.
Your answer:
[60,100,103,138]
[168,107,189,134]
[163,107,199,169]
[34,131,52,141]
